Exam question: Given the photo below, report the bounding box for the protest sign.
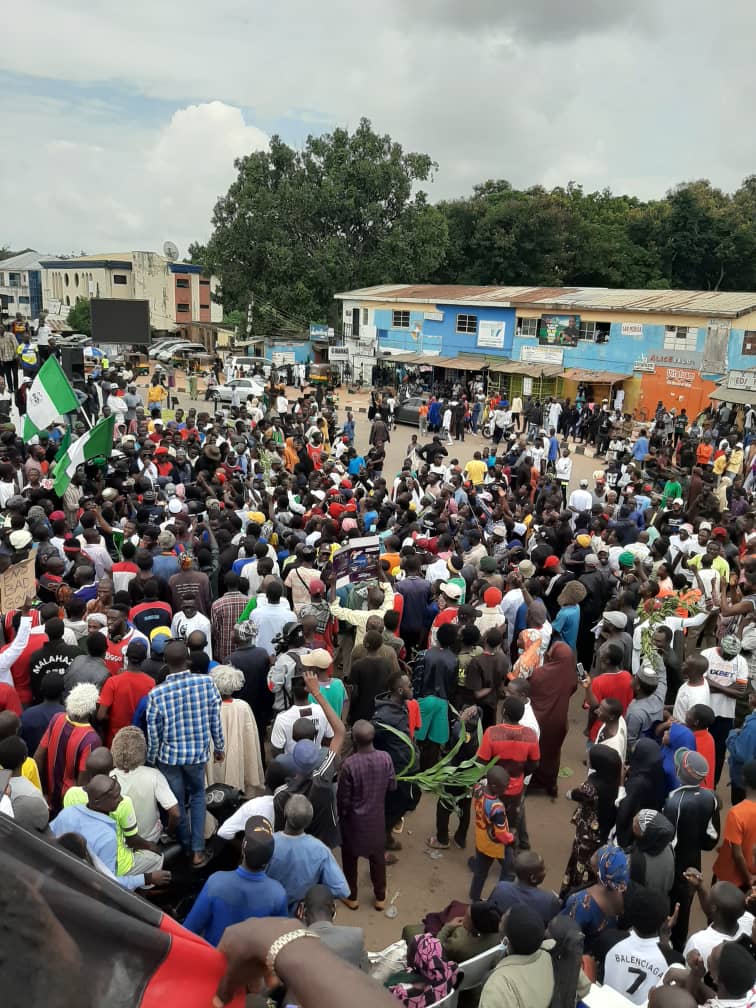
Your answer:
[0,556,36,612]
[332,536,381,589]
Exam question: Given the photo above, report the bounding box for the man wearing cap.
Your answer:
[182,815,287,945]
[568,479,592,519]
[663,748,719,949]
[428,582,461,647]
[625,665,665,750]
[701,636,749,785]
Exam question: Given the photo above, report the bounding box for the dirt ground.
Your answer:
[332,408,718,950]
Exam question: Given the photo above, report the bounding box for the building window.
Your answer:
[113,274,128,285]
[362,308,369,325]
[175,278,190,288]
[18,296,29,304]
[392,310,410,329]
[578,320,611,343]
[74,273,79,287]
[176,303,190,313]
[200,303,210,310]
[0,274,3,286]
[664,325,697,351]
[64,273,69,286]
[517,317,538,337]
[456,313,478,334]
[8,273,20,288]
[65,296,70,306]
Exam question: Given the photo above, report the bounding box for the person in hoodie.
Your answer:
[627,809,675,906]
[372,671,420,859]
[615,738,667,848]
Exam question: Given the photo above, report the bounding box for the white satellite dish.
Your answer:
[163,241,179,261]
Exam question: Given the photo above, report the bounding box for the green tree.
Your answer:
[67,298,91,336]
[201,119,448,329]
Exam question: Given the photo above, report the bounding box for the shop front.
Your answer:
[634,357,718,421]
[560,368,631,412]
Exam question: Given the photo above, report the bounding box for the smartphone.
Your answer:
[576,662,587,682]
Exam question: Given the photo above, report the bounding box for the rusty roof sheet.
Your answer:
[561,368,630,384]
[335,284,756,318]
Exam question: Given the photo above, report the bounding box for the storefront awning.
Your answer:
[489,360,563,378]
[709,382,756,405]
[561,368,630,384]
[438,355,489,371]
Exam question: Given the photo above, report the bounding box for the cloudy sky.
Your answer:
[2,1,752,256]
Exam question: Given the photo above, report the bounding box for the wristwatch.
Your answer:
[265,929,320,975]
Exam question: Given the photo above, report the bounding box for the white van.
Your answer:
[224,355,270,378]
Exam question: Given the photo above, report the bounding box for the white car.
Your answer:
[212,377,266,403]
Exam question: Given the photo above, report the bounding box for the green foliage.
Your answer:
[201,118,448,327]
[66,298,91,336]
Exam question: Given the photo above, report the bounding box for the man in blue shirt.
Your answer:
[487,850,561,925]
[632,428,650,462]
[183,816,288,945]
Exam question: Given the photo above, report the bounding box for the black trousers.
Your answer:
[1,361,16,393]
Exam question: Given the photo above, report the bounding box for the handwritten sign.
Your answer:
[0,556,36,612]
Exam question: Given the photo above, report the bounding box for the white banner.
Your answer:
[621,322,643,336]
[477,320,506,349]
[520,345,563,365]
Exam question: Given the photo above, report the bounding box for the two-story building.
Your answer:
[335,284,756,416]
[40,251,222,335]
[0,251,44,320]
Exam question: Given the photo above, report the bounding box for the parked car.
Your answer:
[155,343,208,363]
[148,338,190,358]
[394,395,424,426]
[212,377,266,403]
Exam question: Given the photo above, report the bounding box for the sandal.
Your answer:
[426,836,449,850]
[191,851,212,869]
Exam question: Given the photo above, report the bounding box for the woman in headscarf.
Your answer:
[205,665,264,795]
[627,809,675,906]
[387,934,459,1008]
[529,642,577,798]
[660,722,697,793]
[511,600,552,680]
[614,737,666,847]
[283,436,299,473]
[560,844,629,954]
[551,580,586,652]
[560,744,623,898]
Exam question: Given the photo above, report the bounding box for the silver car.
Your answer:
[212,377,266,403]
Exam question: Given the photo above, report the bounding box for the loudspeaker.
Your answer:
[60,346,86,390]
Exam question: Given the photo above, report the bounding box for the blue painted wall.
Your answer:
[375,304,515,357]
[266,342,311,363]
[727,328,756,372]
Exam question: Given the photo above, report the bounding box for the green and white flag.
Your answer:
[53,415,114,497]
[22,356,79,441]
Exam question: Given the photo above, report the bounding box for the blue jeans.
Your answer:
[158,761,207,853]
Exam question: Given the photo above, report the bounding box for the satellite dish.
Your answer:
[163,241,179,261]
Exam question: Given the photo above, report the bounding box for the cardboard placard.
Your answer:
[0,556,36,612]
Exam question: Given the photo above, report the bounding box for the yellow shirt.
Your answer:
[64,786,139,875]
[22,756,41,790]
[463,459,488,485]
[688,552,730,584]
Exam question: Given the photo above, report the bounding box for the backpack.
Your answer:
[268,649,307,711]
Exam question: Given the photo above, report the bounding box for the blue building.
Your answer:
[0,251,44,321]
[335,284,756,416]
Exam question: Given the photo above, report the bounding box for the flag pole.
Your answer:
[76,406,93,430]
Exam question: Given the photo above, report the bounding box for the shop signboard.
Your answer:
[665,368,696,388]
[537,313,580,347]
[728,370,756,392]
[328,346,350,362]
[309,323,329,340]
[621,322,644,337]
[647,349,703,369]
[633,355,656,373]
[477,320,506,350]
[520,345,563,365]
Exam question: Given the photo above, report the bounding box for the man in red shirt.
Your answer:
[477,694,540,832]
[584,642,634,741]
[97,639,155,746]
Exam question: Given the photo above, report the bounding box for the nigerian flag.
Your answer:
[22,356,79,441]
[53,415,114,496]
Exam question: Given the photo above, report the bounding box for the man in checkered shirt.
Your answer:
[146,639,225,867]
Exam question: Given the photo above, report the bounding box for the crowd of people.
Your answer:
[4,344,756,1008]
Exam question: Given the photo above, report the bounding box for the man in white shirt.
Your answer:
[672,655,711,723]
[250,580,294,655]
[683,881,748,970]
[568,479,592,517]
[604,889,674,1004]
[270,674,334,755]
[701,637,749,784]
[170,598,212,658]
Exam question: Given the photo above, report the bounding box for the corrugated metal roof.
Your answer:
[0,250,43,271]
[561,368,629,384]
[335,284,756,318]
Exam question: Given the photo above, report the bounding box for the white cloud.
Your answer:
[0,98,268,254]
[2,1,756,251]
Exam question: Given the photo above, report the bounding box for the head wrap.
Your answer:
[483,587,502,607]
[618,551,635,569]
[576,534,591,548]
[603,610,628,629]
[404,934,459,1004]
[596,844,629,892]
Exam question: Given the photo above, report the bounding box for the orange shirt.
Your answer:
[693,729,716,790]
[697,443,714,466]
[712,799,756,886]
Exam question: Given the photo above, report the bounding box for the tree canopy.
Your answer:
[67,298,91,336]
[195,119,448,332]
[194,118,756,329]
